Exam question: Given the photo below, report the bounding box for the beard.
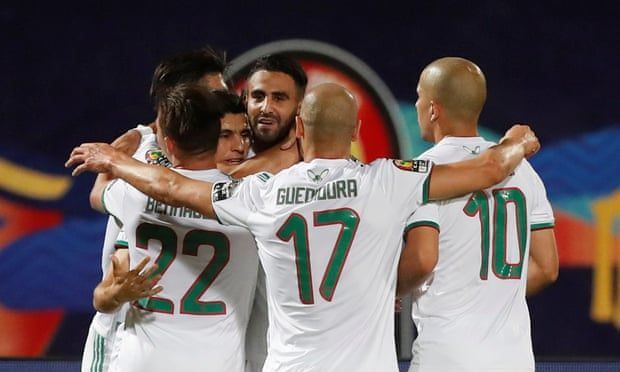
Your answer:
[251,112,296,154]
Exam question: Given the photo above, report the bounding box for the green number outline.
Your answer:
[180,229,230,315]
[136,222,176,313]
[463,188,527,280]
[276,214,315,304]
[135,222,230,315]
[276,208,360,304]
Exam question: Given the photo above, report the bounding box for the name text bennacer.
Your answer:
[145,197,208,219]
[276,179,358,205]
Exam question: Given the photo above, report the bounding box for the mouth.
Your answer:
[225,158,244,165]
[257,117,277,127]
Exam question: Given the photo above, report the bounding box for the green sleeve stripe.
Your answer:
[114,240,128,249]
[421,166,433,204]
[531,222,555,231]
[403,221,440,240]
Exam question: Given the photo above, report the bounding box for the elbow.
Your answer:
[545,266,559,285]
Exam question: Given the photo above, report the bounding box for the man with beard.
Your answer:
[66,82,540,372]
[229,54,308,178]
[230,54,307,372]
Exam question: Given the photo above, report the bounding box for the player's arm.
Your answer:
[66,143,216,218]
[229,139,300,178]
[428,124,540,201]
[397,225,439,296]
[526,227,559,296]
[89,123,155,212]
[93,251,162,313]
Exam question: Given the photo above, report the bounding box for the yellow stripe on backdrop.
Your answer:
[0,158,71,200]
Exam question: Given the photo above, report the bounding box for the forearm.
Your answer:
[93,283,124,313]
[526,258,550,296]
[109,154,215,217]
[428,138,525,200]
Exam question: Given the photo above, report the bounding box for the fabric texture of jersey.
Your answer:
[82,128,159,372]
[213,158,431,372]
[103,165,258,372]
[408,137,554,372]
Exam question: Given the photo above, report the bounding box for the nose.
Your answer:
[232,134,246,153]
[260,96,273,114]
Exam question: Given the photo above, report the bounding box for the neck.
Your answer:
[434,120,479,143]
[302,145,350,162]
[171,151,217,171]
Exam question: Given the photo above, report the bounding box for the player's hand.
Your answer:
[500,124,540,158]
[65,143,124,176]
[110,255,163,304]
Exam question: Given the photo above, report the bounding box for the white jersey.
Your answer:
[82,128,161,372]
[407,137,554,372]
[103,167,258,372]
[244,263,268,372]
[212,157,432,372]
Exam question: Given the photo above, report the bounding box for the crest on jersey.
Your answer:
[145,148,172,168]
[307,169,329,183]
[393,159,429,173]
[212,180,241,202]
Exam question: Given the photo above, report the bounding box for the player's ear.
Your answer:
[164,136,175,156]
[352,119,362,141]
[430,101,439,122]
[295,115,305,139]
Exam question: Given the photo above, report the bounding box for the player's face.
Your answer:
[215,113,252,174]
[415,81,434,143]
[199,72,228,92]
[246,70,300,152]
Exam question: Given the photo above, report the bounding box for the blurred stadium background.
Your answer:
[1,1,618,370]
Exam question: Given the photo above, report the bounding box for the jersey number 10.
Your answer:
[463,188,527,280]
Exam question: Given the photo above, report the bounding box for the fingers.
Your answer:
[133,256,151,273]
[139,263,160,281]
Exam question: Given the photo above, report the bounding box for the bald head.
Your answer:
[300,83,358,144]
[419,57,486,122]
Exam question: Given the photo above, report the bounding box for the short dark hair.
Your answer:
[157,84,224,154]
[150,46,227,108]
[247,54,308,96]
[211,90,246,115]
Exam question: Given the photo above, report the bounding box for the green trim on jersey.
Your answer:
[403,221,439,241]
[421,170,432,204]
[256,172,272,183]
[102,180,123,228]
[114,239,128,249]
[531,222,555,231]
[89,332,105,372]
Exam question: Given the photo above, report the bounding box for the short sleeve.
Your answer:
[381,158,434,212]
[211,176,260,229]
[114,229,128,250]
[102,179,127,227]
[404,202,440,239]
[530,169,555,230]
